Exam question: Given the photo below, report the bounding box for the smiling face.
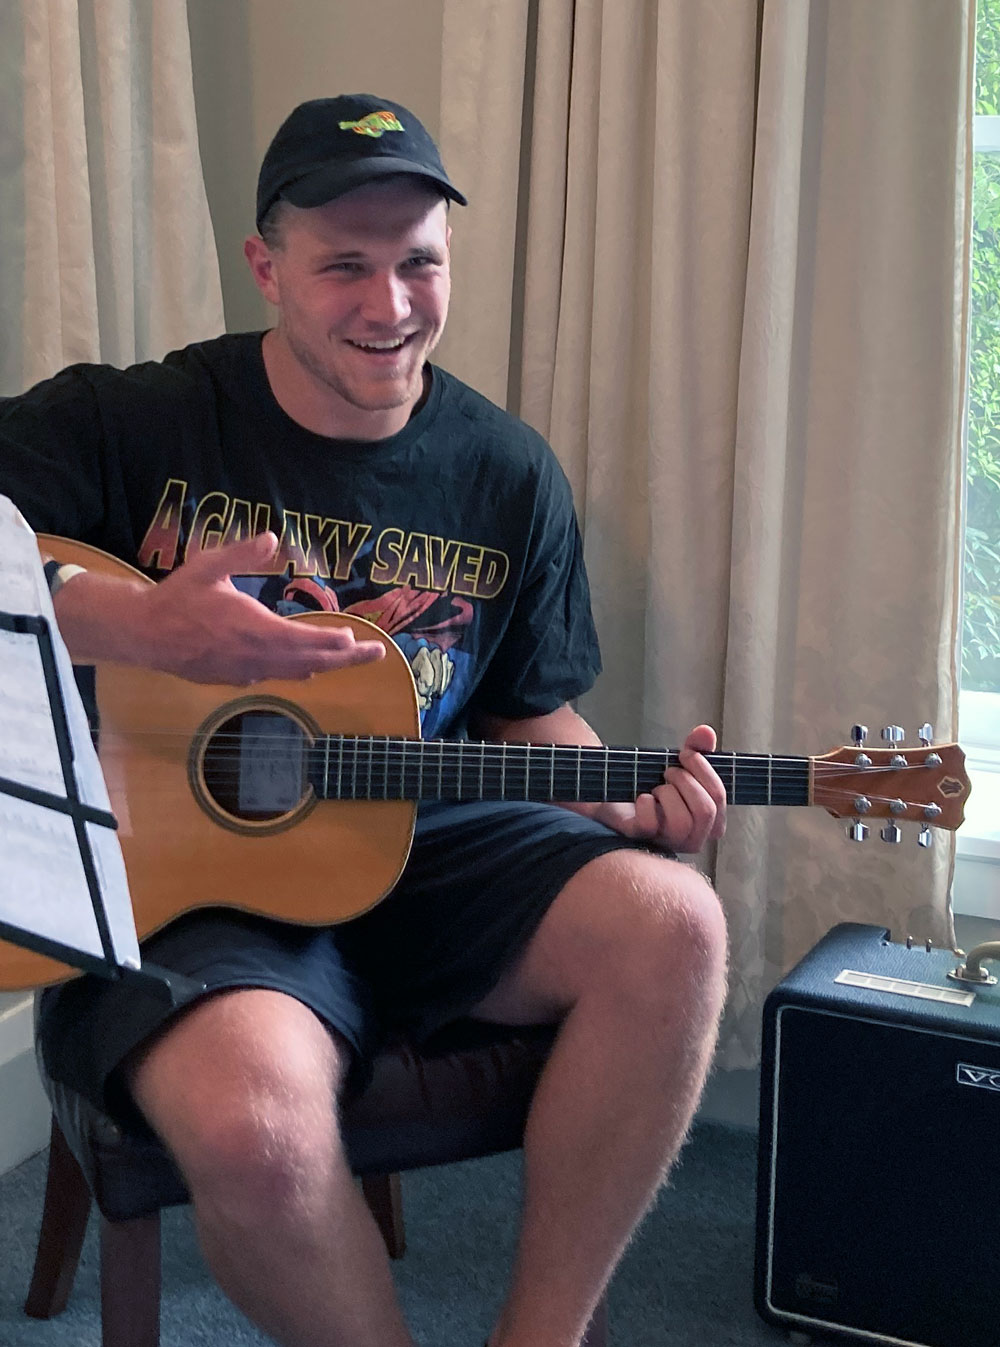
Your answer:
[244,178,452,439]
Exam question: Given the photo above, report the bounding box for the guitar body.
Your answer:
[1,537,420,991]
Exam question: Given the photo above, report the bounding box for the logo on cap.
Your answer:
[338,110,405,138]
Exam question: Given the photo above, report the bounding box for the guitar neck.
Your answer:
[310,737,811,806]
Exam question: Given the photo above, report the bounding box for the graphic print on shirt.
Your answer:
[136,478,510,737]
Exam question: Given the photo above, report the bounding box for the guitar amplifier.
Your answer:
[754,922,1000,1347]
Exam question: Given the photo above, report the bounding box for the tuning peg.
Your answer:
[847,820,869,842]
[881,725,905,746]
[918,723,933,746]
[918,826,934,848]
[880,821,902,845]
[851,724,869,747]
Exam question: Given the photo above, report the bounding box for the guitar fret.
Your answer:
[312,735,814,809]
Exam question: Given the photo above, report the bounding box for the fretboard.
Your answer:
[308,737,811,807]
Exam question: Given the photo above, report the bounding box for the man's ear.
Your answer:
[244,235,279,304]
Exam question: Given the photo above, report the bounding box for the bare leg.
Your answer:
[473,849,728,1347]
[128,988,415,1347]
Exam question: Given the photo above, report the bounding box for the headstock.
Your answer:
[811,724,970,844]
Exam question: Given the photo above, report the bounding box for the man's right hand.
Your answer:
[53,532,386,685]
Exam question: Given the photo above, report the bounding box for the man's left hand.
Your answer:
[594,723,727,853]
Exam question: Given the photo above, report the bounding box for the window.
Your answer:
[957,0,1000,916]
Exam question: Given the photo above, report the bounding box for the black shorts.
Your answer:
[37,800,663,1129]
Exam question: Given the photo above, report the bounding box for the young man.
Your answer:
[2,95,729,1347]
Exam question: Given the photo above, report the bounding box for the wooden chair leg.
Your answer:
[100,1212,162,1347]
[24,1116,93,1319]
[581,1290,609,1347]
[360,1172,406,1258]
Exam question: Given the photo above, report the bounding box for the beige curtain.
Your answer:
[0,0,224,396]
[439,0,973,1068]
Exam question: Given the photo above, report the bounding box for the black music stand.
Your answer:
[0,608,201,1003]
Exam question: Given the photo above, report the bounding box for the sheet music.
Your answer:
[0,497,140,969]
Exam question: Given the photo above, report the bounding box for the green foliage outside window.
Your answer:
[967,0,1000,689]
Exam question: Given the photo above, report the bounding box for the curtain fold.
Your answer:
[718,0,972,1066]
[440,0,973,1068]
[1,0,224,395]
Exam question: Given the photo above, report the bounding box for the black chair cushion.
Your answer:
[39,1019,556,1223]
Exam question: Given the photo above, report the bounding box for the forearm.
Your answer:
[49,569,155,666]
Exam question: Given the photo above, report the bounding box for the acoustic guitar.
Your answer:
[0,536,971,991]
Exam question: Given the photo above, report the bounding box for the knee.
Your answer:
[179,1099,341,1227]
[600,855,728,1011]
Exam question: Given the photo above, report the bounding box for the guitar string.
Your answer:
[88,753,947,785]
[120,781,952,819]
[88,761,942,786]
[82,730,945,775]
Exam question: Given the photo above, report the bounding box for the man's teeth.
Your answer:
[353,338,407,351]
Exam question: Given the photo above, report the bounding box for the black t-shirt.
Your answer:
[1,332,601,738]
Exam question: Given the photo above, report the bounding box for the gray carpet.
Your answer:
[0,1120,786,1345]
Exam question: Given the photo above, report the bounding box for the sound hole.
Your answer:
[201,710,310,822]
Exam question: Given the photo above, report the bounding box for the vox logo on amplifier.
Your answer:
[956,1062,1000,1092]
[794,1273,838,1307]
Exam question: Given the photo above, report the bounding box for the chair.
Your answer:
[24,1017,609,1347]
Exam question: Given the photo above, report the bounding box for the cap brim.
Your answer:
[282,156,468,210]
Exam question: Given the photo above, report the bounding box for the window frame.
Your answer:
[955,110,1000,918]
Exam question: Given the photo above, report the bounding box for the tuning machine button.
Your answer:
[881,725,905,747]
[851,724,869,747]
[918,723,933,746]
[880,821,903,845]
[847,820,869,842]
[918,827,934,848]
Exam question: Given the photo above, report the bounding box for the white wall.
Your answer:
[0,994,49,1174]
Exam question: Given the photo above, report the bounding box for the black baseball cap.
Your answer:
[255,94,467,231]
